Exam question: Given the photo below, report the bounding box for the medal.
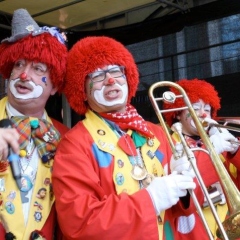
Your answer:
[131,165,148,180]
[20,175,33,192]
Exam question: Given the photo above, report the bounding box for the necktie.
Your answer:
[10,116,61,163]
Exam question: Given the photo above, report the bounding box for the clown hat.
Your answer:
[0,8,67,91]
[64,36,139,115]
[1,9,40,43]
[163,78,221,126]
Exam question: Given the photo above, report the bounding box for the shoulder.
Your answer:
[50,118,69,136]
[146,121,165,134]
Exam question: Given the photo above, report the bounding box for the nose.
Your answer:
[105,73,115,85]
[20,72,27,80]
[198,109,207,118]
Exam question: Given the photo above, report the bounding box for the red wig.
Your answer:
[0,33,67,92]
[64,36,139,115]
[163,78,221,126]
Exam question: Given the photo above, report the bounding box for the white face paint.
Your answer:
[9,78,43,99]
[190,101,211,131]
[93,83,128,106]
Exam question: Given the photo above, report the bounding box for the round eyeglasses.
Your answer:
[88,66,125,83]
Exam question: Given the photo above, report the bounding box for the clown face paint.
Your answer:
[85,66,128,113]
[94,83,128,106]
[177,99,212,136]
[9,78,43,99]
[42,76,47,85]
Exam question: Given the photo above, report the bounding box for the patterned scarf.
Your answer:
[99,104,154,138]
[10,116,61,163]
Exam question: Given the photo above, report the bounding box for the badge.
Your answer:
[115,173,124,185]
[147,138,154,147]
[7,191,16,201]
[43,131,55,142]
[117,159,124,168]
[97,129,105,136]
[108,143,115,151]
[34,201,43,210]
[34,211,42,222]
[5,201,15,214]
[98,140,107,148]
[20,175,33,192]
[44,178,50,186]
[36,188,47,199]
[147,150,155,159]
[0,178,5,192]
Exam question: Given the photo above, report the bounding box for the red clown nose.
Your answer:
[108,78,115,84]
[20,72,27,80]
[202,113,207,118]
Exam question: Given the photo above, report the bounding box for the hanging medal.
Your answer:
[131,165,148,180]
[20,175,33,192]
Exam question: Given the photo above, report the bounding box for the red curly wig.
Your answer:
[64,36,139,115]
[163,78,221,126]
[0,33,67,92]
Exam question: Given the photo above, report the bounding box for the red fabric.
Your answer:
[223,145,240,189]
[52,120,209,240]
[99,104,154,138]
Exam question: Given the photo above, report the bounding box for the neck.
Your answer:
[7,102,45,119]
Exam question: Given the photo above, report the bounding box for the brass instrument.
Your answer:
[148,81,240,240]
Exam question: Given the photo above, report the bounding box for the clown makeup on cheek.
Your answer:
[89,81,93,90]
[42,76,47,85]
[9,78,43,99]
[185,112,191,120]
[94,83,128,107]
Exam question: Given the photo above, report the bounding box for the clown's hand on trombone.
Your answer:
[204,117,239,154]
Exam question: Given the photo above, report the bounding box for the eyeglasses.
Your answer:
[88,66,125,83]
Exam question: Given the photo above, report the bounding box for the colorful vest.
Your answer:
[0,97,55,239]
[83,110,166,239]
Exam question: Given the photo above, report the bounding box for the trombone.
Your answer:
[148,81,240,240]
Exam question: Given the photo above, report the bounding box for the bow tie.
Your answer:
[10,116,61,163]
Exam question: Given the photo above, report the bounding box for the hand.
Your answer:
[146,172,196,215]
[170,153,196,177]
[210,131,238,154]
[205,118,239,154]
[205,118,229,136]
[0,128,20,160]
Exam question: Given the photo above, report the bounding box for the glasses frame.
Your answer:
[88,66,125,83]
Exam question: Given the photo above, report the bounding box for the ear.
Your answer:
[50,86,58,95]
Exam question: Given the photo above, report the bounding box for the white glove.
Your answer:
[205,118,239,154]
[205,118,229,136]
[170,153,196,177]
[210,132,238,154]
[146,171,196,215]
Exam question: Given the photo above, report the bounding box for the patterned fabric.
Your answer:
[10,116,61,161]
[99,104,154,138]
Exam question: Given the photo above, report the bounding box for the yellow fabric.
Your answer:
[172,131,228,239]
[83,110,165,239]
[0,97,55,239]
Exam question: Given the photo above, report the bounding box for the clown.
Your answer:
[51,37,215,240]
[163,78,240,239]
[0,9,68,240]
